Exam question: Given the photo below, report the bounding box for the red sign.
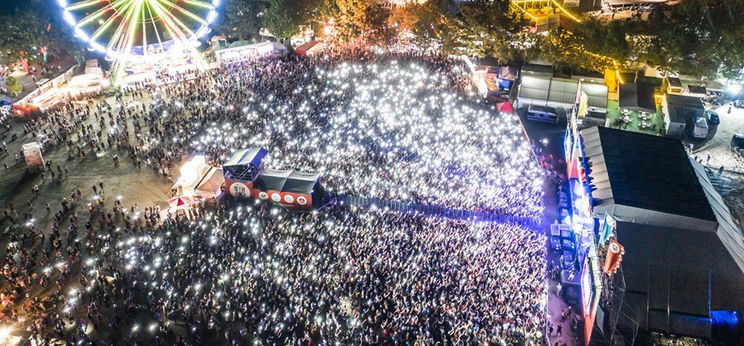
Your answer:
[603,240,625,274]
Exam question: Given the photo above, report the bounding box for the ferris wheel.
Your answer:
[57,0,219,59]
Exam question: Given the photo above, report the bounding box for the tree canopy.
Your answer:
[0,0,742,80]
[215,0,267,40]
[0,0,83,66]
[262,0,318,39]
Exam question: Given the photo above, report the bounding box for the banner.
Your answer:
[598,213,617,246]
[22,142,44,168]
[603,240,625,275]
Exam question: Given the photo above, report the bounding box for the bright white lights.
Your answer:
[207,10,218,24]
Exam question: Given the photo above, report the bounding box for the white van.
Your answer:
[692,115,709,139]
[527,104,559,123]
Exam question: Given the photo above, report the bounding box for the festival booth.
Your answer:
[252,169,322,210]
[222,147,326,210]
[170,156,226,211]
[215,41,289,65]
[296,41,324,57]
[67,73,107,98]
[14,66,77,112]
[223,147,268,190]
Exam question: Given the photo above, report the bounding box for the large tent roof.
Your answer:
[195,166,225,199]
[580,83,608,110]
[582,126,744,329]
[607,160,744,337]
[582,127,717,229]
[619,82,656,113]
[224,147,268,168]
[254,169,320,194]
[690,159,744,273]
[519,76,607,110]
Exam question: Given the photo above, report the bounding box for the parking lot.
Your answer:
[689,104,744,172]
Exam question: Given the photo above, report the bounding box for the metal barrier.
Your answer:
[336,194,540,227]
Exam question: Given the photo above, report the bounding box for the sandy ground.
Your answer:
[0,94,172,233]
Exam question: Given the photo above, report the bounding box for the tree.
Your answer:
[0,0,83,66]
[318,0,375,39]
[388,4,422,32]
[433,1,531,62]
[262,0,319,39]
[627,0,744,78]
[216,0,267,40]
[0,10,51,66]
[5,76,23,96]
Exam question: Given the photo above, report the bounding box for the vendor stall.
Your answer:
[215,41,289,65]
[296,41,324,57]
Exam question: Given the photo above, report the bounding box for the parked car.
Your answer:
[704,95,722,106]
[734,100,744,108]
[732,134,744,154]
[692,116,709,139]
[705,110,720,125]
[526,104,559,123]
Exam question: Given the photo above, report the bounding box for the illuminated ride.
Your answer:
[57,0,220,85]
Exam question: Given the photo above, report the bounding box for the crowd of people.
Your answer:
[0,48,547,344]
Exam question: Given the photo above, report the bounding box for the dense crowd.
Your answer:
[0,49,547,344]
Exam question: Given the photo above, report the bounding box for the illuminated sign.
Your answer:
[598,213,617,246]
[603,240,625,275]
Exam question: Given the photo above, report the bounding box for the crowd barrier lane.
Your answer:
[336,194,540,228]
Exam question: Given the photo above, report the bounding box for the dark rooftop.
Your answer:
[619,82,656,112]
[596,127,716,221]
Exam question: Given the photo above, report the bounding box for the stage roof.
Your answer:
[254,169,320,194]
[584,127,744,334]
[582,127,717,230]
[224,147,268,168]
[284,171,322,194]
[255,169,292,191]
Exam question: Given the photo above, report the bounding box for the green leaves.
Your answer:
[0,0,83,66]
[215,0,266,40]
[5,76,23,95]
[263,0,317,39]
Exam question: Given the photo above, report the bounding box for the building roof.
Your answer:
[521,64,553,77]
[666,93,704,109]
[582,127,717,227]
[518,76,580,107]
[581,83,608,109]
[619,82,656,113]
[664,94,704,124]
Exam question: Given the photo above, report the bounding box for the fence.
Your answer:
[336,194,539,227]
